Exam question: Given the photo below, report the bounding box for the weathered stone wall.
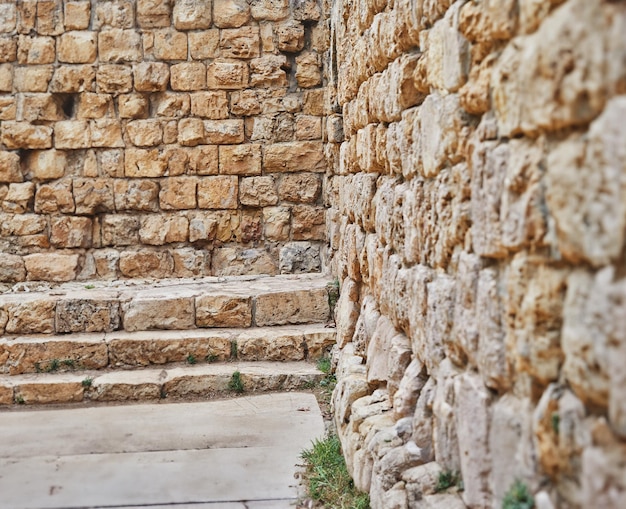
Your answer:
[326,0,626,508]
[0,0,328,284]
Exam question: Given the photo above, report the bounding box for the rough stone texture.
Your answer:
[328,0,626,507]
[0,0,326,282]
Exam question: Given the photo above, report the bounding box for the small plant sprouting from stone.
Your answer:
[15,395,25,405]
[228,371,244,393]
[502,479,534,509]
[84,284,95,289]
[551,413,560,435]
[36,358,78,373]
[230,340,238,360]
[317,355,332,374]
[82,377,94,388]
[61,359,76,369]
[205,353,219,363]
[435,470,463,493]
[47,359,60,372]
[186,354,197,365]
[326,278,340,313]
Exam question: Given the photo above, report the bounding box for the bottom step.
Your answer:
[0,362,323,406]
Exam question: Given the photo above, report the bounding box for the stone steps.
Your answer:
[0,273,332,335]
[0,323,336,375]
[0,361,324,406]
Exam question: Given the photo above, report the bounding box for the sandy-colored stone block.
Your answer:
[56,299,120,334]
[20,94,63,122]
[295,115,322,140]
[0,152,23,183]
[154,92,191,117]
[4,298,55,334]
[207,59,249,89]
[240,176,278,207]
[173,0,212,30]
[254,287,329,326]
[154,29,188,60]
[159,177,198,210]
[50,65,96,93]
[295,51,322,88]
[126,119,163,147]
[17,35,55,64]
[0,36,17,63]
[171,62,206,91]
[91,374,162,402]
[94,1,135,30]
[190,91,229,119]
[197,176,238,209]
[2,182,35,213]
[50,216,92,248]
[125,148,167,177]
[188,145,219,175]
[118,94,149,119]
[0,3,16,33]
[263,141,325,173]
[96,65,133,94]
[34,181,75,214]
[23,150,64,180]
[1,122,52,150]
[54,121,91,149]
[58,31,97,63]
[189,30,220,60]
[172,248,210,277]
[263,206,290,241]
[278,173,322,203]
[250,0,289,21]
[73,178,114,215]
[17,382,84,405]
[137,0,170,28]
[196,295,252,328]
[219,144,261,175]
[101,215,140,246]
[64,1,91,30]
[123,296,195,332]
[249,55,287,87]
[277,22,305,52]
[0,385,12,406]
[76,93,114,119]
[114,180,159,212]
[23,253,80,283]
[0,95,14,119]
[99,29,142,63]
[13,66,53,92]
[214,0,250,28]
[0,254,26,283]
[133,62,169,92]
[91,119,125,148]
[220,27,260,59]
[119,250,174,278]
[203,119,244,144]
[237,329,305,361]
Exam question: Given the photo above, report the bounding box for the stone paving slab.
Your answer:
[0,393,323,509]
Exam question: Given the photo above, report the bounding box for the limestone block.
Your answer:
[172,248,210,277]
[4,298,55,334]
[0,36,17,63]
[277,22,305,52]
[455,371,493,509]
[171,62,206,91]
[50,65,96,93]
[1,122,52,150]
[126,119,163,147]
[173,0,212,30]
[98,29,142,63]
[0,254,26,283]
[119,250,174,279]
[0,3,16,33]
[56,299,120,334]
[24,253,79,283]
[155,92,191,118]
[296,51,322,88]
[220,27,260,59]
[292,205,325,241]
[0,213,47,237]
[197,176,238,209]
[159,177,198,210]
[114,180,159,212]
[36,0,65,35]
[295,115,322,141]
[546,97,626,267]
[240,209,262,242]
[279,242,321,274]
[278,173,322,204]
[203,119,244,144]
[189,145,219,175]
[76,93,114,119]
[207,59,249,89]
[212,246,278,276]
[239,176,277,207]
[58,31,97,64]
[17,382,84,405]
[196,295,252,328]
[94,1,134,29]
[292,0,320,21]
[213,0,250,28]
[137,0,170,28]
[34,181,75,214]
[2,182,34,214]
[153,29,188,61]
[64,1,91,30]
[55,120,91,149]
[118,94,149,119]
[91,119,125,148]
[581,444,626,509]
[0,95,14,119]
[19,94,62,122]
[73,178,114,214]
[188,211,218,242]
[139,215,189,245]
[17,35,55,65]
[263,206,290,241]
[133,62,169,92]
[189,30,220,60]
[263,141,325,173]
[177,118,205,147]
[96,65,133,94]
[237,329,305,361]
[219,144,262,175]
[125,148,167,177]
[190,91,229,119]
[254,287,329,326]
[426,11,470,93]
[50,217,92,248]
[101,215,140,246]
[14,66,54,92]
[250,0,289,21]
[249,55,287,87]
[123,295,194,332]
[0,152,22,183]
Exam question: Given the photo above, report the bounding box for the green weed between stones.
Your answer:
[186,354,197,365]
[228,371,244,393]
[81,377,94,388]
[300,434,370,509]
[15,395,25,405]
[435,470,463,493]
[502,480,534,509]
[327,278,340,315]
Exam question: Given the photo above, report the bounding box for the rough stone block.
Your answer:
[203,119,244,144]
[73,178,115,215]
[292,205,325,241]
[140,215,189,245]
[190,91,229,119]
[213,0,250,28]
[263,141,325,173]
[255,288,329,326]
[0,152,23,183]
[277,22,305,52]
[137,0,170,28]
[133,62,170,92]
[196,295,252,328]
[173,0,212,30]
[211,246,277,276]
[237,329,305,361]
[189,30,220,60]
[56,299,120,333]
[153,29,188,60]
[1,122,52,150]
[119,250,174,278]
[34,181,75,214]
[159,177,198,210]
[64,1,91,30]
[126,119,163,147]
[263,206,290,241]
[50,65,95,93]
[0,254,26,283]
[58,31,97,63]
[197,176,238,209]
[114,180,159,212]
[249,55,287,87]
[207,59,249,89]
[240,176,278,207]
[24,253,80,282]
[279,242,321,274]
[98,29,142,63]
[96,65,133,94]
[123,297,195,332]
[17,35,56,65]
[219,144,261,175]
[250,0,289,21]
[295,51,322,88]
[55,121,91,149]
[125,148,167,177]
[278,173,321,203]
[50,216,92,248]
[171,62,206,91]
[220,27,260,59]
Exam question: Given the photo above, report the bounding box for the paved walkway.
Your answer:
[0,393,324,509]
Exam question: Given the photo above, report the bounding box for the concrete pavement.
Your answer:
[0,392,324,509]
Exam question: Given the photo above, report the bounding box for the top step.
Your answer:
[0,274,333,336]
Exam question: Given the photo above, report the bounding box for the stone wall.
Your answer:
[326,0,626,508]
[0,0,328,284]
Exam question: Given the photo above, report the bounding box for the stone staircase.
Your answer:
[0,273,336,406]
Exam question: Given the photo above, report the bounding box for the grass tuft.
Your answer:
[186,354,197,365]
[300,434,370,509]
[81,377,94,388]
[435,470,463,493]
[502,479,534,509]
[317,355,332,374]
[230,340,238,360]
[228,371,244,393]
